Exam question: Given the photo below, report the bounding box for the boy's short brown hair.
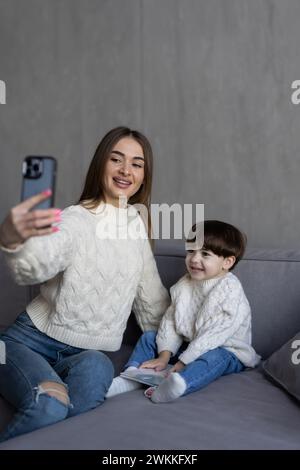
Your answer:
[186,220,247,270]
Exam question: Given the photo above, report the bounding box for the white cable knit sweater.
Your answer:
[156,272,260,367]
[1,203,170,350]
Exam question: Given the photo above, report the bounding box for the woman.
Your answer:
[0,126,170,441]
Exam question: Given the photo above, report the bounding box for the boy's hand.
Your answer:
[140,358,169,371]
[169,361,185,374]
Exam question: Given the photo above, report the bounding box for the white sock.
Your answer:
[151,373,186,403]
[106,367,142,398]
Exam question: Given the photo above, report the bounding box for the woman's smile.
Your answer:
[112,176,132,189]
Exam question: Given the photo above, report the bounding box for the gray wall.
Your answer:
[0,0,300,248]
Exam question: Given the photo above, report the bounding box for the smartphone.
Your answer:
[21,156,57,210]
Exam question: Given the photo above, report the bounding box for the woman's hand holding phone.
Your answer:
[0,190,61,250]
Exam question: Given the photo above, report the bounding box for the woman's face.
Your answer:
[103,137,145,207]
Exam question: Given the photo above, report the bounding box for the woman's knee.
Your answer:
[77,350,114,387]
[66,351,114,415]
[28,382,69,427]
[38,381,70,406]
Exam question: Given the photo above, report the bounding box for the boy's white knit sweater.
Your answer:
[156,272,260,367]
[1,203,170,350]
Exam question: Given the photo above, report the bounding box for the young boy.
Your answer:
[107,220,261,403]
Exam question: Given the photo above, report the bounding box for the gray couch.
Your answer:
[1,242,300,450]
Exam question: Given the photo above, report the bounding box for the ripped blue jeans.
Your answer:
[0,311,114,442]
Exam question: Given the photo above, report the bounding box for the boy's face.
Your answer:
[185,249,235,281]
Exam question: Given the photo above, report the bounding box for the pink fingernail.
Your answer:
[52,227,59,232]
[43,189,52,196]
[55,216,61,222]
[54,209,62,215]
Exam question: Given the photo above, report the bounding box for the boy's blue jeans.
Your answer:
[0,311,114,442]
[125,331,244,395]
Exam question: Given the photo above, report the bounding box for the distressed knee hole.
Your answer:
[35,381,70,406]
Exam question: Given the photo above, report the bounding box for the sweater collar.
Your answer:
[93,201,129,216]
[190,273,230,295]
[89,201,147,240]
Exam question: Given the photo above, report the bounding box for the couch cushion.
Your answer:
[2,245,300,450]
[263,332,300,401]
[0,368,299,450]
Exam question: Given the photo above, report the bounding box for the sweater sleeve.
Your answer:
[0,207,75,285]
[132,239,170,332]
[156,297,183,355]
[179,278,249,365]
